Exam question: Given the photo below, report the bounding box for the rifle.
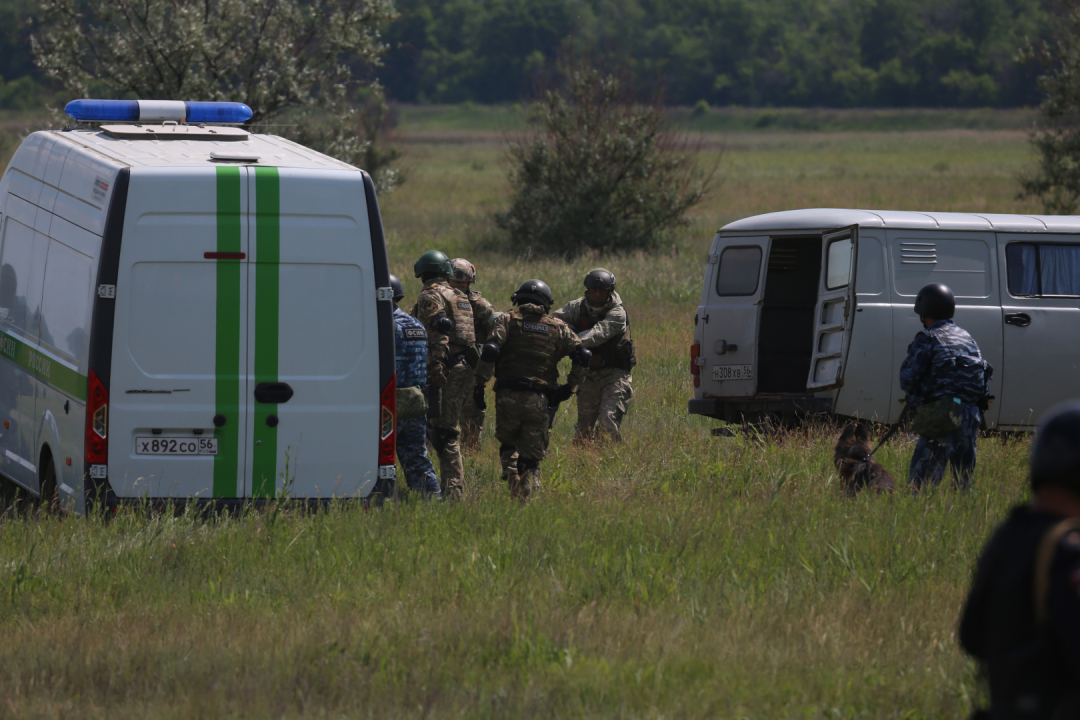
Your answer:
[426,383,442,420]
[545,383,575,430]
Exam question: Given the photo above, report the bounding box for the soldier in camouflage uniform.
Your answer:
[448,258,499,449]
[553,268,635,442]
[900,282,993,491]
[389,274,441,498]
[474,279,590,502]
[411,250,475,499]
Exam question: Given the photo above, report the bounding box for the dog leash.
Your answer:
[864,402,914,460]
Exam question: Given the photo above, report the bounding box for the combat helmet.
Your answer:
[388,273,405,302]
[450,258,477,284]
[1030,401,1080,494]
[511,279,553,310]
[584,267,616,292]
[914,282,955,319]
[413,250,452,279]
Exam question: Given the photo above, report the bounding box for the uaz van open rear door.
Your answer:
[806,225,858,391]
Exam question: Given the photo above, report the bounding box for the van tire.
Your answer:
[38,452,59,514]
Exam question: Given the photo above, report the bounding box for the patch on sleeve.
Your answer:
[457,301,472,311]
[422,298,441,314]
[404,327,426,339]
[523,321,550,334]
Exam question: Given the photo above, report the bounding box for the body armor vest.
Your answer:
[423,284,475,350]
[495,311,562,387]
[578,303,635,371]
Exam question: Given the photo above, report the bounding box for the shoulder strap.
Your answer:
[1034,517,1080,627]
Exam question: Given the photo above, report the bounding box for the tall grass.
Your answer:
[0,114,1043,718]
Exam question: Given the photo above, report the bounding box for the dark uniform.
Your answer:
[960,506,1080,719]
[474,280,588,502]
[393,306,440,498]
[958,401,1080,719]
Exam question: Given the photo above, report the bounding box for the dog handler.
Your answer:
[899,282,993,490]
[959,401,1080,718]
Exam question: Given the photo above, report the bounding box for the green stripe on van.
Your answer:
[251,167,280,498]
[0,328,86,401]
[213,166,243,498]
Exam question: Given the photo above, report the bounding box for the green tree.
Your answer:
[31,0,401,190]
[1018,0,1080,213]
[496,55,715,256]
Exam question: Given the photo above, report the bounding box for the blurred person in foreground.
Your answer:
[553,268,636,442]
[899,282,992,491]
[448,257,498,449]
[389,274,441,499]
[959,400,1080,719]
[473,279,589,502]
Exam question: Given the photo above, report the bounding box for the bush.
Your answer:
[495,55,715,257]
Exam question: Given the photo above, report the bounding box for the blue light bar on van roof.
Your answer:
[65,99,253,125]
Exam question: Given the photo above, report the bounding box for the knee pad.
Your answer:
[518,458,540,473]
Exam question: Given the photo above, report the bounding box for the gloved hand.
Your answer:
[429,361,448,388]
[432,315,454,335]
[551,383,575,403]
[473,383,487,411]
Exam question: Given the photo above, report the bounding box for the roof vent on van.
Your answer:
[900,241,938,264]
[209,151,261,163]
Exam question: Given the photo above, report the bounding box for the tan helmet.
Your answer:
[450,258,477,284]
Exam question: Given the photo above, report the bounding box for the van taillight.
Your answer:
[85,369,108,464]
[378,373,396,466]
[690,343,701,375]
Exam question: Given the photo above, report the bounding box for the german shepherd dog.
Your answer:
[833,423,895,497]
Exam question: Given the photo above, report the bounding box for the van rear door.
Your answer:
[806,226,858,391]
[244,168,379,500]
[110,166,250,499]
[696,236,768,398]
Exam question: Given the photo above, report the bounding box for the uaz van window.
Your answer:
[825,237,852,290]
[1006,243,1080,297]
[716,246,762,296]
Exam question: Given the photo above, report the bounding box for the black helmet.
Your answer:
[511,279,553,309]
[584,267,616,292]
[914,283,955,319]
[388,273,404,302]
[1030,401,1080,494]
[413,250,452,279]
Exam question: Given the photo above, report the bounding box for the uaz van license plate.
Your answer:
[135,437,218,455]
[712,364,753,381]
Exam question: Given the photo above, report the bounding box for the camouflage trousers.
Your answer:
[575,369,633,442]
[494,388,550,502]
[909,402,981,491]
[395,416,440,497]
[428,362,473,498]
[460,377,487,450]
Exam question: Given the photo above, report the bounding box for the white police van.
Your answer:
[690,209,1080,431]
[0,100,397,512]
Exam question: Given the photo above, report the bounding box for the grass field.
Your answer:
[0,109,1047,718]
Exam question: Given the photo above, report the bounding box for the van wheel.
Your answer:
[38,454,59,514]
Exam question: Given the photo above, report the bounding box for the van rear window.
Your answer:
[1006,243,1080,297]
[715,246,762,296]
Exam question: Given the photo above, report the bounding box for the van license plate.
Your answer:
[135,437,218,455]
[713,364,753,381]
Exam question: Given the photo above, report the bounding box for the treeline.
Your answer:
[381,0,1052,107]
[0,0,1057,109]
